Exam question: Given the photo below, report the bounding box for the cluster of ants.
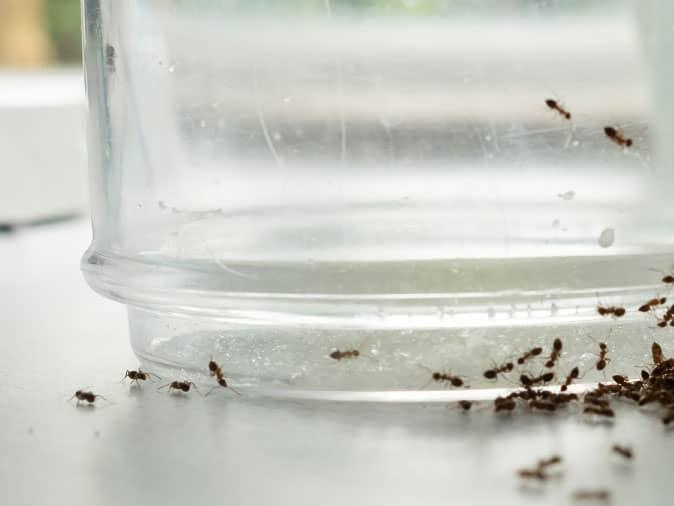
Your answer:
[488,337,597,415]
[544,98,633,148]
[516,446,631,502]
[70,358,238,406]
[466,338,674,427]
[72,273,674,409]
[597,273,674,328]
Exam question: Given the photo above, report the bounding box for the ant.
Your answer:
[584,396,610,408]
[652,342,664,365]
[206,358,240,396]
[517,347,543,365]
[159,381,198,395]
[583,406,615,417]
[330,349,360,360]
[71,390,107,405]
[573,490,610,501]
[545,98,572,120]
[639,297,667,313]
[484,361,514,380]
[656,306,674,327]
[597,305,625,318]
[560,366,579,392]
[663,274,674,284]
[604,126,632,148]
[611,445,633,460]
[429,372,464,388]
[529,400,556,412]
[520,372,554,387]
[544,338,562,368]
[539,455,561,467]
[122,368,160,385]
[596,342,610,371]
[517,454,562,480]
[612,375,628,386]
[494,396,516,412]
[458,400,472,411]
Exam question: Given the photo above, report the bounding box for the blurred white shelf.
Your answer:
[0,67,86,223]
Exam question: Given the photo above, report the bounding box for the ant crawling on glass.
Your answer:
[205,357,240,396]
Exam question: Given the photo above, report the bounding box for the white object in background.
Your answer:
[0,68,86,223]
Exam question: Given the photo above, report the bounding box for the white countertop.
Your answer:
[1,220,672,506]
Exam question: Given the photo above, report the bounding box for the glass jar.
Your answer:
[81,0,674,400]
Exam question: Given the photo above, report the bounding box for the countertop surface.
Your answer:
[1,220,673,506]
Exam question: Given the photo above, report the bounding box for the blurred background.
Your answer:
[0,0,81,66]
[0,0,85,227]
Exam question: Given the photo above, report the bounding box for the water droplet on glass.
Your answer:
[557,190,575,201]
[273,132,282,142]
[167,65,175,73]
[485,135,492,142]
[552,219,560,228]
[572,140,580,147]
[598,228,615,248]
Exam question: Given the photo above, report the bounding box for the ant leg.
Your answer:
[190,382,203,396]
[416,364,436,389]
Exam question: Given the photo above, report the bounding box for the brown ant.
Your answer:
[612,374,628,386]
[663,274,674,284]
[583,406,614,417]
[206,358,240,396]
[70,390,107,405]
[639,297,667,313]
[517,468,546,480]
[544,338,562,368]
[430,372,464,388]
[597,305,625,318]
[159,381,198,395]
[584,396,610,409]
[652,342,664,365]
[538,455,562,468]
[604,126,632,148]
[484,361,514,380]
[545,98,571,120]
[494,396,516,412]
[529,400,556,412]
[596,342,610,371]
[611,444,632,459]
[520,372,554,387]
[330,349,360,360]
[122,368,160,385]
[517,346,543,365]
[573,490,610,501]
[458,400,472,411]
[561,366,580,392]
[517,454,562,480]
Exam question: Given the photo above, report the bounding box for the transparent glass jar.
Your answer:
[82,0,674,400]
